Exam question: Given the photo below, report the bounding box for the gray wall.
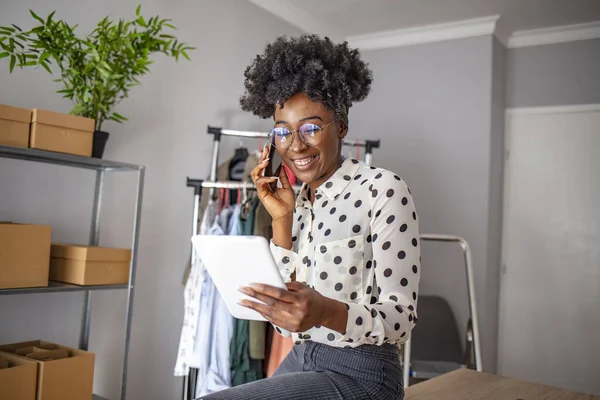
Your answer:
[0,1,299,399]
[507,38,600,108]
[350,35,502,372]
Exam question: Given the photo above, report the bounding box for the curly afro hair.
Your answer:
[240,34,373,123]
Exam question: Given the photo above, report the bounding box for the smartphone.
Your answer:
[264,145,283,178]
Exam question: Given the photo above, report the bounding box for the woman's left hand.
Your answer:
[238,281,339,333]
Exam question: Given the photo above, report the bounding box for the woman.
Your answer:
[203,35,420,400]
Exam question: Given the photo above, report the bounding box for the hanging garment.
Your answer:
[192,215,235,397]
[242,151,261,183]
[218,205,234,234]
[265,326,294,378]
[249,201,270,361]
[253,202,272,242]
[230,197,264,385]
[248,321,266,360]
[184,150,250,284]
[174,200,218,377]
[230,319,264,386]
[228,204,243,236]
[229,147,249,206]
[198,157,234,222]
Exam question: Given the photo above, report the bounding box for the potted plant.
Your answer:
[0,6,193,158]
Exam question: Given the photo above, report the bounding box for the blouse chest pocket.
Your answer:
[313,235,365,302]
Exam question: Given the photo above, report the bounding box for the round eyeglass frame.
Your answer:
[269,119,337,150]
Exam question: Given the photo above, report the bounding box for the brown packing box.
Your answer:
[30,109,94,157]
[0,104,32,148]
[51,244,131,262]
[50,258,130,285]
[50,244,131,286]
[0,341,94,400]
[0,223,51,289]
[0,351,38,400]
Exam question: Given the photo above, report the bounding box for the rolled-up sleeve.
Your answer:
[339,173,420,346]
[269,240,298,283]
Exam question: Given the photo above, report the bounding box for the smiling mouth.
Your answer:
[292,154,318,169]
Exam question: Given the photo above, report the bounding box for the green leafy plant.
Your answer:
[0,6,193,130]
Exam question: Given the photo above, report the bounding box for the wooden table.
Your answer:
[405,369,600,400]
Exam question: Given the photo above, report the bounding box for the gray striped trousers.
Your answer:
[199,341,404,399]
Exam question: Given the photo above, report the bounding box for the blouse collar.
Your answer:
[296,157,362,206]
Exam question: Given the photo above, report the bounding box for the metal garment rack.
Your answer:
[0,144,145,400]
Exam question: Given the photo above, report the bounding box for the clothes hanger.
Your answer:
[232,140,249,163]
[218,188,230,213]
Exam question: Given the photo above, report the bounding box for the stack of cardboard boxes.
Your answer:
[0,225,130,398]
[0,341,95,400]
[1,105,130,399]
[0,223,131,289]
[0,104,95,157]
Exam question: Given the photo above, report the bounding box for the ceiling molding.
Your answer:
[247,0,343,41]
[506,104,600,115]
[345,15,501,51]
[507,21,600,48]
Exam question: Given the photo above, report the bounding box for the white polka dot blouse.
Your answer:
[270,157,421,347]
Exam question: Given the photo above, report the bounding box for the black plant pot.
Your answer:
[92,130,110,159]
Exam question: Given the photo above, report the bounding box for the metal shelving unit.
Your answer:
[0,144,145,400]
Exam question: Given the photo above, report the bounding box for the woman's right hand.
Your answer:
[251,144,296,221]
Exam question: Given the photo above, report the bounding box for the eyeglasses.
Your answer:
[269,120,337,150]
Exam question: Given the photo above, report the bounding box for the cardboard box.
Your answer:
[30,109,94,157]
[51,244,131,262]
[50,244,131,286]
[0,351,37,400]
[0,104,32,148]
[0,341,94,400]
[49,258,130,285]
[0,223,51,289]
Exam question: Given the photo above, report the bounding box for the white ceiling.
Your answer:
[250,0,600,42]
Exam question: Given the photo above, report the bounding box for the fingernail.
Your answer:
[249,283,260,290]
[263,158,270,163]
[238,287,249,294]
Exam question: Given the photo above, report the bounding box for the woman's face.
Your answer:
[273,92,347,187]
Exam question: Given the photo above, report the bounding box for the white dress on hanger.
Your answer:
[174,200,218,377]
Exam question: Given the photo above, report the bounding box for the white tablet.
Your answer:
[191,235,288,321]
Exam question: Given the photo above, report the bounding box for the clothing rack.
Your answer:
[182,125,481,397]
